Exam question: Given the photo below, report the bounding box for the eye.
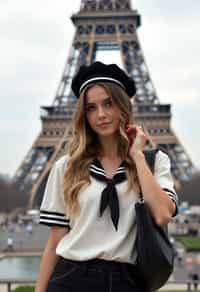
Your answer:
[105,99,113,107]
[86,105,95,112]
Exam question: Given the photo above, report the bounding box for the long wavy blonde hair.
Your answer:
[63,82,140,219]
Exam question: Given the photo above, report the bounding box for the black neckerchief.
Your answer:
[89,158,127,231]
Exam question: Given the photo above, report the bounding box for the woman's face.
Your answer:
[85,84,121,138]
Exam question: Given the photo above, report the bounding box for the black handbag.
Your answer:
[134,148,175,291]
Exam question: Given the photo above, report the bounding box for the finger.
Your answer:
[136,125,144,132]
[126,127,137,134]
[125,124,132,131]
[126,124,136,130]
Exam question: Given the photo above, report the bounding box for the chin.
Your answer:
[96,128,118,137]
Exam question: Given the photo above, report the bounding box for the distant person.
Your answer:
[177,254,183,266]
[7,237,14,251]
[192,272,199,290]
[26,223,33,235]
[188,272,199,291]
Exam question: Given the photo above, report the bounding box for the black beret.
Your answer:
[71,61,136,99]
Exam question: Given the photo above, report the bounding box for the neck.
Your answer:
[98,135,119,160]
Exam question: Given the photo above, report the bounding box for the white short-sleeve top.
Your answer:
[39,150,178,264]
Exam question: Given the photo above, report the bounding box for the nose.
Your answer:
[97,106,106,118]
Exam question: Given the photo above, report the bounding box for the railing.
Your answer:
[1,280,200,292]
[163,281,200,291]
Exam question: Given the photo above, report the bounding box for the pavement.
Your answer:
[0,224,49,252]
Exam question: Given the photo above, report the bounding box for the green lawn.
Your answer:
[174,235,200,251]
[12,286,35,292]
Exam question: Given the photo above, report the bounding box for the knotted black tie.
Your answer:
[89,159,127,231]
[100,177,120,231]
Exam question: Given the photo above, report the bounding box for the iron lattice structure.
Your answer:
[15,0,196,208]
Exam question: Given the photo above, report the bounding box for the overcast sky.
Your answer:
[0,0,199,176]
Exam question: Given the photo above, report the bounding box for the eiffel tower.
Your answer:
[14,0,196,209]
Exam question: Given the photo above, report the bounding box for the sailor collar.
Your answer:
[89,158,127,231]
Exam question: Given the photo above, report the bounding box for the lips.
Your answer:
[98,122,111,127]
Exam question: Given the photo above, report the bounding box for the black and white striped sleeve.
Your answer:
[154,150,179,217]
[39,156,71,228]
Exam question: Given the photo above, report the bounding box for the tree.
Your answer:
[179,172,200,205]
[0,174,28,212]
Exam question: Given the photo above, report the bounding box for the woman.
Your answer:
[35,61,178,292]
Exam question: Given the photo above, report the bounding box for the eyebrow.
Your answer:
[86,96,112,106]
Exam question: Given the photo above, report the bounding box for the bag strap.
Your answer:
[138,147,161,200]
